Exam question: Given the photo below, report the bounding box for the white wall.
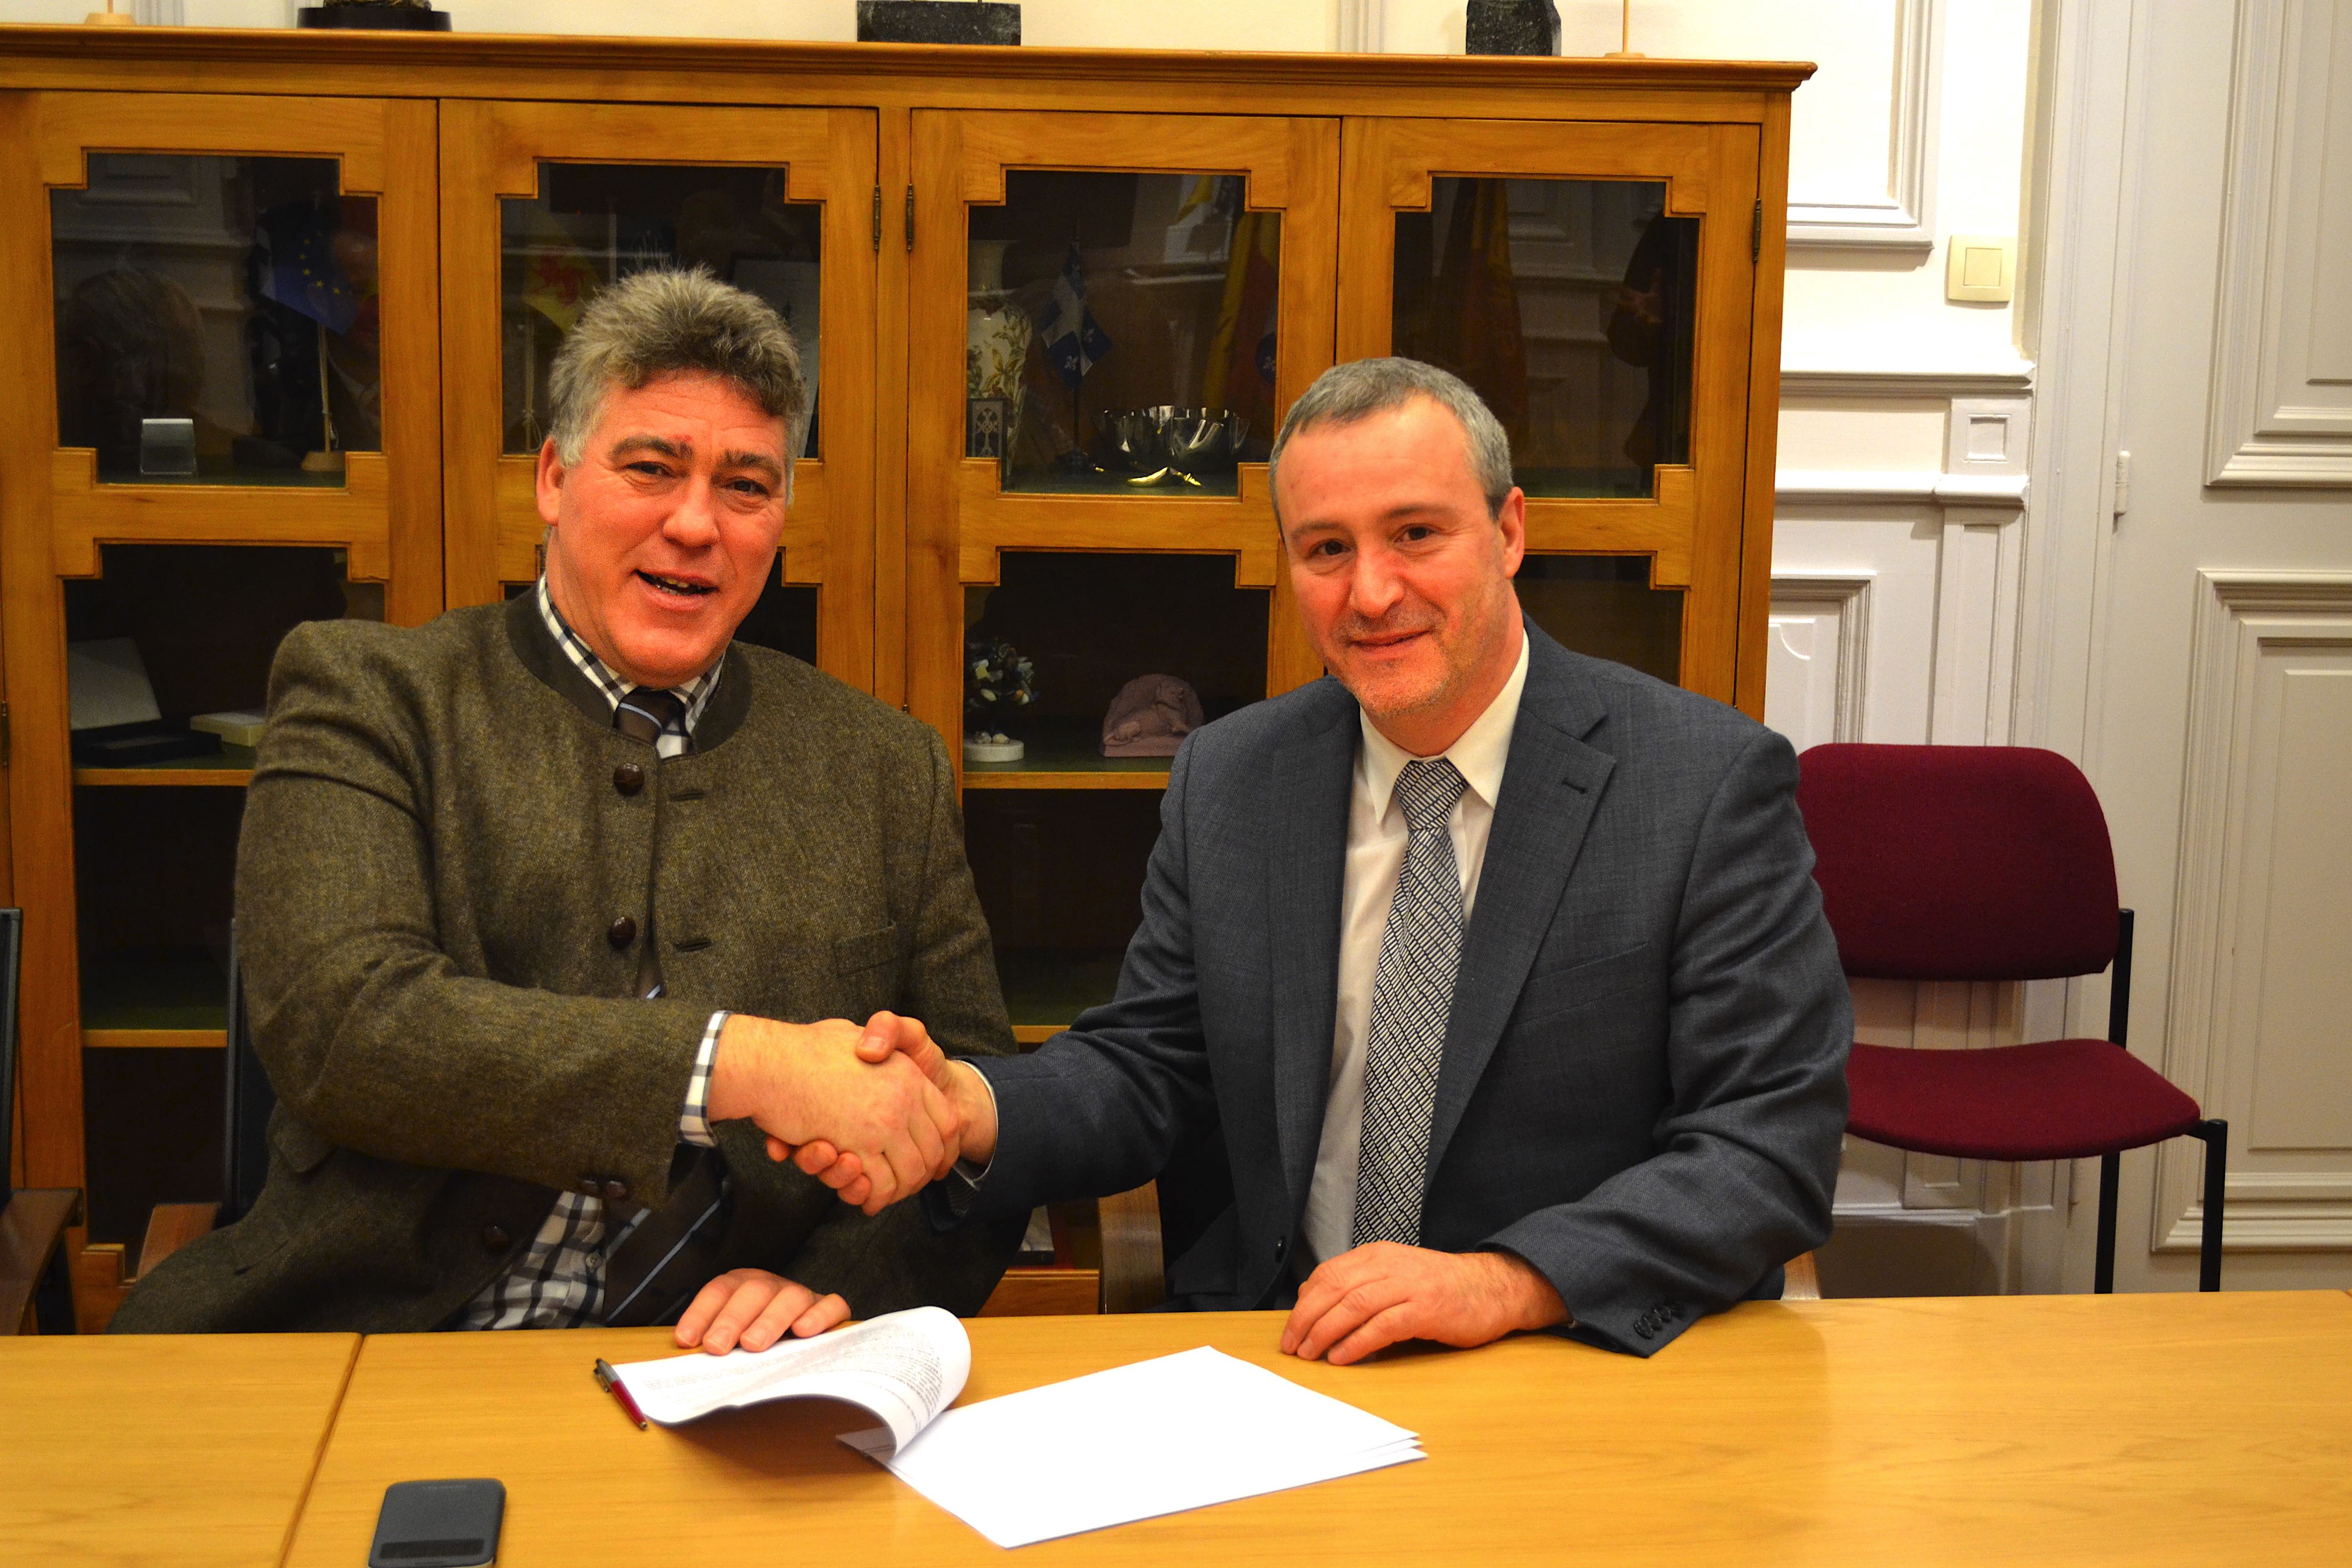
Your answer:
[3,0,2048,1292]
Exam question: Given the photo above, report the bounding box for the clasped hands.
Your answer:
[705,1010,993,1216]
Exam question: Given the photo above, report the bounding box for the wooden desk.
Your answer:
[0,1331,358,1567]
[284,1291,2352,1566]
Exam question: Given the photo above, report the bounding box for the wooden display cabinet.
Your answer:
[0,28,1807,1322]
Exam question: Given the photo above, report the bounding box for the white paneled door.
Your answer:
[2077,0,2352,1290]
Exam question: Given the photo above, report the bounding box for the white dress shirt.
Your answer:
[1300,633,1531,1269]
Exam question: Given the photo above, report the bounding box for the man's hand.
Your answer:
[707,1013,960,1213]
[772,1012,999,1210]
[1280,1243,1569,1366]
[673,1268,849,1354]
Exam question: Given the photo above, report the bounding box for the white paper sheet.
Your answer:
[840,1345,1424,1548]
[611,1305,968,1454]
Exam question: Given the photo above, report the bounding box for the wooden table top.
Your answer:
[0,1330,358,1568]
[282,1291,2352,1567]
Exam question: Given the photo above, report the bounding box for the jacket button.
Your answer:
[579,1175,603,1196]
[1634,1322,1655,1340]
[603,1179,631,1206]
[1273,1237,1288,1261]
[481,1223,510,1253]
[613,762,645,796]
[608,915,637,949]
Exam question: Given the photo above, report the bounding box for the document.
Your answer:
[841,1344,1424,1548]
[612,1313,1423,1548]
[608,1305,968,1455]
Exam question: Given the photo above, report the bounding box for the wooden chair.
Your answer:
[1,908,84,1335]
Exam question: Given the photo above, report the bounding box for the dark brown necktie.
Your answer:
[599,682,729,1328]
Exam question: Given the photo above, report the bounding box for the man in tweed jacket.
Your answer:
[117,271,1017,1345]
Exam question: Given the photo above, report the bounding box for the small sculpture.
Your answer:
[1101,675,1205,757]
[965,637,1036,764]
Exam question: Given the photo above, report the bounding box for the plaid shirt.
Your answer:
[455,581,728,1331]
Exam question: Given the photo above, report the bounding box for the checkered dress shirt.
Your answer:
[455,581,728,1331]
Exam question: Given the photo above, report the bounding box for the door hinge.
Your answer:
[871,185,881,252]
[1751,199,1762,261]
[1,702,10,769]
[904,184,916,252]
[2113,451,2132,519]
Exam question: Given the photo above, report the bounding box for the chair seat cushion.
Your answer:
[1846,1039,2203,1161]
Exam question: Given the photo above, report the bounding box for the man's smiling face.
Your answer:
[1275,395,1526,757]
[535,370,789,690]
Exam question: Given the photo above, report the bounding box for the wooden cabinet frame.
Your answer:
[438,102,878,688]
[0,88,441,1229]
[1337,117,1761,704]
[904,110,1340,752]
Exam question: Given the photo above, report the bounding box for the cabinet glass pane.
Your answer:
[502,164,821,458]
[967,792,1160,1031]
[968,173,1280,498]
[962,552,1268,770]
[1516,555,1682,682]
[52,155,380,486]
[1394,179,1695,498]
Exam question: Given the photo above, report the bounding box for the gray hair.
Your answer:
[1267,357,1514,520]
[546,268,808,476]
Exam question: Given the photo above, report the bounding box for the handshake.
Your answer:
[705,1011,999,1214]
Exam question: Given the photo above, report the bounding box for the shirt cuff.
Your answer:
[678,1011,726,1147]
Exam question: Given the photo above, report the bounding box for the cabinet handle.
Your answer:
[905,184,916,252]
[871,184,881,252]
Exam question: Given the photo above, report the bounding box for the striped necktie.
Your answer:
[1352,757,1469,1247]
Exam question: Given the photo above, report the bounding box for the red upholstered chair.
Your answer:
[1796,745,2226,1292]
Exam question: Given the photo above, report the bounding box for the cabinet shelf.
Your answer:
[81,953,229,1035]
[964,718,1173,790]
[996,948,1125,1039]
[74,745,257,788]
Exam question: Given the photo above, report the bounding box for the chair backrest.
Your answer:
[0,909,20,1203]
[218,924,277,1227]
[1795,744,2119,982]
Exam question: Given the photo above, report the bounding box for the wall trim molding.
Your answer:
[1786,0,1941,250]
[1780,365,2035,400]
[1770,573,1874,744]
[2204,0,2352,486]
[2155,569,2352,1254]
[1775,470,2028,506]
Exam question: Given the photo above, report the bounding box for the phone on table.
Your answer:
[368,1479,505,1567]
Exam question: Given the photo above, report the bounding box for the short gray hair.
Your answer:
[1267,357,1514,520]
[546,268,808,470]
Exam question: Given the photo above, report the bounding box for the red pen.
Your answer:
[593,1357,648,1430]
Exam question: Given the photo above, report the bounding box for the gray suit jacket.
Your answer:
[957,624,1849,1355]
[116,593,1021,1334]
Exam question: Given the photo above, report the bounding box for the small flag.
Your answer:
[254,198,358,336]
[1040,242,1113,388]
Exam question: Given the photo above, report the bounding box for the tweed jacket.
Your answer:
[115,592,1021,1334]
[953,624,1850,1356]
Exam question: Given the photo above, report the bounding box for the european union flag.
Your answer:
[254,199,358,336]
[1040,242,1112,388]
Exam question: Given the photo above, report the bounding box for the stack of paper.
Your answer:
[839,1346,1424,1548]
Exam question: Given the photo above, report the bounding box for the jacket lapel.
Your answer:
[1424,629,1615,1179]
[1266,685,1358,1219]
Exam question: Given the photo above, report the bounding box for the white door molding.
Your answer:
[2206,0,2352,486]
[1786,0,1941,251]
[2156,571,2352,1255]
[1768,574,1873,749]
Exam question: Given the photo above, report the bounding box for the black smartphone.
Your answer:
[368,1479,505,1568]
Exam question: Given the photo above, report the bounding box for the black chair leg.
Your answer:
[2094,1152,2121,1294]
[2195,1119,2227,1292]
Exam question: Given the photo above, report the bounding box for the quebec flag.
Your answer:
[1041,242,1113,388]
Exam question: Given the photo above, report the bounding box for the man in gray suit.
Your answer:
[117,271,1013,1348]
[810,357,1848,1359]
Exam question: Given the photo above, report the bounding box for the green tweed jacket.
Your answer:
[114,592,1022,1333]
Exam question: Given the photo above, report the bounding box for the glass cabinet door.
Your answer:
[906,110,1340,761]
[904,111,1338,1041]
[438,103,875,687]
[1338,119,1762,704]
[0,92,440,1262]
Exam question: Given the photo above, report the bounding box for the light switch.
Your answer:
[1946,235,2015,303]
